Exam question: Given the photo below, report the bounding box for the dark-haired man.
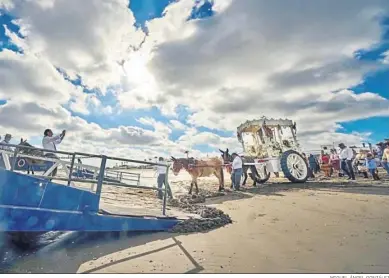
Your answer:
[338,143,355,180]
[42,129,66,176]
[42,129,66,153]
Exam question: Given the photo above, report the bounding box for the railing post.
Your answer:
[96,155,107,200]
[10,148,18,172]
[67,153,76,186]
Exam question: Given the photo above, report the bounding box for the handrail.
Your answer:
[0,143,173,216]
[0,142,169,167]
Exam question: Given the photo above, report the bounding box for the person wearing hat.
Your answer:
[0,134,13,151]
[231,152,243,190]
[338,143,355,180]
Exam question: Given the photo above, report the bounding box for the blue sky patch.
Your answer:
[192,143,217,153]
[337,116,389,143]
[188,0,214,21]
[0,10,23,53]
[129,0,176,31]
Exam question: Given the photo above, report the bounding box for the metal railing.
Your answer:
[0,142,172,216]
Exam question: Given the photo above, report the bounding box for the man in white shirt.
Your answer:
[338,143,355,180]
[42,129,66,176]
[155,157,172,199]
[42,129,66,153]
[231,153,243,190]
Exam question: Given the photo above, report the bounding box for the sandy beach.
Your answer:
[1,169,389,274]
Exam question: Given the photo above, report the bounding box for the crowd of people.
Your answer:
[303,141,389,181]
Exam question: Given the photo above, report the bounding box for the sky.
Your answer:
[0,0,389,165]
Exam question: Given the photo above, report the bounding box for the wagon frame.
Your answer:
[236,117,309,183]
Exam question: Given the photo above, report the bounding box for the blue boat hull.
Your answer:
[0,169,179,232]
[0,205,178,232]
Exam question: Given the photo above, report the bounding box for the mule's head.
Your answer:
[171,156,183,176]
[18,138,31,153]
[219,148,231,163]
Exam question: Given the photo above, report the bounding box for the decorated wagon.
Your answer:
[235,117,309,183]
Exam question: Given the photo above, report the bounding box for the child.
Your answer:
[366,153,380,180]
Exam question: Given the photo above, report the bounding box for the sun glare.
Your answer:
[122,52,154,86]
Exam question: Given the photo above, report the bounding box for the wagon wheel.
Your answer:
[253,163,271,184]
[280,150,309,183]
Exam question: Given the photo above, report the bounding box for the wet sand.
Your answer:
[2,170,389,273]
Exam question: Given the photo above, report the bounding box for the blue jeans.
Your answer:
[157,174,174,199]
[383,161,389,175]
[232,168,243,190]
[341,159,355,180]
[309,163,316,177]
[158,174,173,199]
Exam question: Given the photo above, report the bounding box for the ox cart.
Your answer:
[236,117,309,183]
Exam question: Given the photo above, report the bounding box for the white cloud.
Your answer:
[169,120,187,130]
[144,0,389,146]
[383,50,389,64]
[0,101,181,165]
[175,128,241,152]
[0,49,78,105]
[68,92,113,116]
[2,0,145,91]
[136,117,172,139]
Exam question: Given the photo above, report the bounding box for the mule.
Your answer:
[170,156,224,195]
[18,139,57,176]
[219,148,269,187]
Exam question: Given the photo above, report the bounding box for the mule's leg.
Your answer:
[195,181,199,195]
[242,168,248,186]
[215,170,223,192]
[188,182,193,195]
[27,166,30,175]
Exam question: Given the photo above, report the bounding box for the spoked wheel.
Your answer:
[280,150,309,183]
[254,164,271,184]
